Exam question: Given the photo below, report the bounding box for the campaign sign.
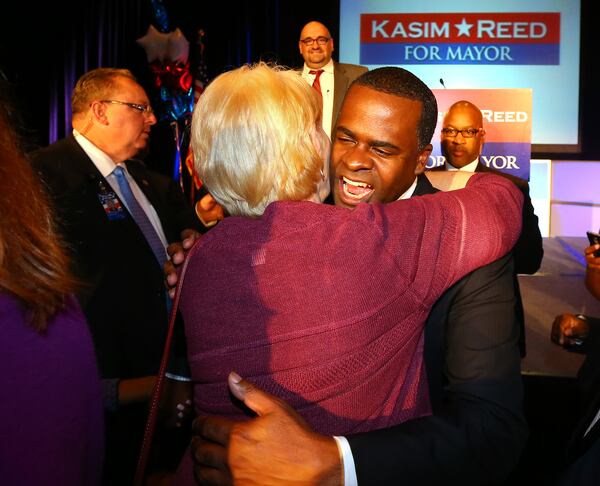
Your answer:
[360,12,560,65]
[428,89,532,181]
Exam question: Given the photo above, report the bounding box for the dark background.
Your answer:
[1,0,598,180]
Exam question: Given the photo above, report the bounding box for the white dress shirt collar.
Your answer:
[302,59,334,77]
[398,177,418,199]
[445,157,479,172]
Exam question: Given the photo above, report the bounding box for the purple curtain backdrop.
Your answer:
[3,0,598,170]
[2,0,339,176]
[47,0,146,144]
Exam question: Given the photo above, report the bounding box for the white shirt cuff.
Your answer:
[333,436,358,486]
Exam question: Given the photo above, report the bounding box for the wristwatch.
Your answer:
[572,314,588,347]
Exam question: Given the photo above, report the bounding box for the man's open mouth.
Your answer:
[339,176,374,203]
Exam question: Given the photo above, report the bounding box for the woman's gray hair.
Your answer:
[191,62,327,217]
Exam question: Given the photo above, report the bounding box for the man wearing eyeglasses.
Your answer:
[431,100,544,356]
[30,67,201,485]
[298,21,367,139]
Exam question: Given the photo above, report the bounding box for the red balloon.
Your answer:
[149,60,191,93]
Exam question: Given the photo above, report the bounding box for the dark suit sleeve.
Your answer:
[512,182,543,274]
[347,254,528,485]
[469,165,543,275]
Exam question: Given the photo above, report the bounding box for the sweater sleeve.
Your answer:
[374,172,524,306]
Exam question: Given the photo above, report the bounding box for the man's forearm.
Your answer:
[101,376,157,410]
[118,376,156,406]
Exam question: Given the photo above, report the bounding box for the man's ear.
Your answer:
[479,129,486,154]
[90,100,109,125]
[415,144,432,175]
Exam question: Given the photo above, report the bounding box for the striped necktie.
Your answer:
[112,166,167,268]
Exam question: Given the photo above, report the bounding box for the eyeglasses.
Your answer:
[441,127,481,138]
[300,36,330,46]
[101,100,153,114]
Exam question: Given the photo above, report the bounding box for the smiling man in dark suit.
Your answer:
[431,100,544,357]
[30,67,201,485]
[189,68,527,486]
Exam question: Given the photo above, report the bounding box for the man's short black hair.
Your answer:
[352,67,438,151]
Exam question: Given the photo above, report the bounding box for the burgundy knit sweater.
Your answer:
[180,173,523,435]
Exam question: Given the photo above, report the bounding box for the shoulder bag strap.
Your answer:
[134,241,200,486]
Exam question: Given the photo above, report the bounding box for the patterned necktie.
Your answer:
[112,166,167,268]
[309,69,324,97]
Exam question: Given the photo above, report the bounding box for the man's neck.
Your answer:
[303,59,334,73]
[73,129,120,178]
[73,126,128,164]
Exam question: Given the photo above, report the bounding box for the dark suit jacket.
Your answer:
[30,135,199,380]
[557,317,600,485]
[331,62,368,135]
[347,175,528,485]
[430,162,544,357]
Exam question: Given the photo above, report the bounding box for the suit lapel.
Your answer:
[414,173,438,196]
[126,161,157,206]
[63,135,108,187]
[566,350,600,460]
[58,136,117,224]
[583,404,600,445]
[568,392,600,461]
[332,63,349,135]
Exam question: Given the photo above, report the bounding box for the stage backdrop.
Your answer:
[428,88,532,181]
[339,0,581,154]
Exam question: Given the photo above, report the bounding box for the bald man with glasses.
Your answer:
[30,67,202,485]
[430,99,544,356]
[298,21,367,139]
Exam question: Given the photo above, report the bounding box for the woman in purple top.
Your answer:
[175,63,523,482]
[0,83,104,486]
